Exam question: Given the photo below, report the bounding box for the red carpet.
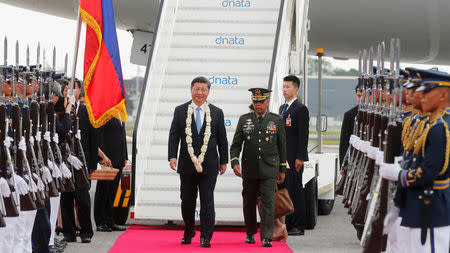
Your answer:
[109,225,293,253]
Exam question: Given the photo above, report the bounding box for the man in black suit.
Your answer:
[279,75,309,236]
[94,117,128,232]
[60,79,100,243]
[339,86,362,166]
[168,76,228,248]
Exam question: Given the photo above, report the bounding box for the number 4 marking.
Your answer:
[140,44,147,54]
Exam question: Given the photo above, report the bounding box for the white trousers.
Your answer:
[385,217,404,253]
[396,225,450,253]
[0,217,17,253]
[49,194,60,246]
[13,210,37,253]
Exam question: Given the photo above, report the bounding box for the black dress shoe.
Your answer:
[262,238,272,247]
[288,227,305,236]
[61,236,76,243]
[109,224,127,231]
[181,230,196,244]
[96,224,112,232]
[55,226,63,236]
[200,238,211,248]
[80,237,91,243]
[245,234,255,244]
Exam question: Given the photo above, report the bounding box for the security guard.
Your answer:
[230,88,287,247]
[380,69,450,253]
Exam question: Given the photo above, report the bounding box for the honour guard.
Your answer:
[380,69,450,253]
[230,88,287,247]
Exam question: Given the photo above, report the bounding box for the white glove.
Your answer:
[60,163,72,179]
[3,136,13,148]
[394,156,403,164]
[35,132,41,142]
[349,135,357,145]
[351,136,361,149]
[67,155,83,170]
[75,130,81,140]
[367,146,379,159]
[361,141,370,153]
[18,137,27,151]
[43,132,51,142]
[40,165,53,184]
[33,173,45,192]
[380,162,401,181]
[29,175,38,192]
[0,177,11,197]
[29,136,34,145]
[375,150,384,166]
[383,206,400,234]
[13,174,30,196]
[48,160,62,179]
[52,134,59,144]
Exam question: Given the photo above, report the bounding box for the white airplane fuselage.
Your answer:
[1,0,449,64]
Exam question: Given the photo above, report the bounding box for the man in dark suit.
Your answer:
[60,79,99,243]
[339,86,363,166]
[279,75,309,236]
[168,76,228,248]
[94,117,127,232]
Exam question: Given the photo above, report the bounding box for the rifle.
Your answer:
[351,43,386,226]
[71,116,90,189]
[344,49,371,211]
[336,51,364,196]
[40,68,65,193]
[48,80,75,192]
[11,41,37,211]
[362,38,402,253]
[0,63,19,217]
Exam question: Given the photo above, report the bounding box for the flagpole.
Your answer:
[70,4,82,97]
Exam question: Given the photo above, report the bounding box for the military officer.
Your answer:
[380,69,450,253]
[230,88,287,247]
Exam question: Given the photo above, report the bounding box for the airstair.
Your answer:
[132,0,310,223]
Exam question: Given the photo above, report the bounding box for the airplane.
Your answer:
[1,0,449,64]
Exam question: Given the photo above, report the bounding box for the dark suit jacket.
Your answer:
[279,99,309,165]
[98,118,128,169]
[77,104,98,171]
[168,101,228,175]
[339,105,358,166]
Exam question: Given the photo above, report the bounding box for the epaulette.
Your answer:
[412,110,450,176]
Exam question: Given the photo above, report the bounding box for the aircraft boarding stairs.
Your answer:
[133,0,300,223]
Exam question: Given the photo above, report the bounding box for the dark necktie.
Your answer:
[280,103,288,117]
[258,115,263,124]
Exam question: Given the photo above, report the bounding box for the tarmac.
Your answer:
[60,188,361,253]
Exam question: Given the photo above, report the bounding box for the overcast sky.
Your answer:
[0,2,141,79]
[0,2,448,80]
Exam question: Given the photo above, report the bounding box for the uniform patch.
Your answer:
[267,121,277,131]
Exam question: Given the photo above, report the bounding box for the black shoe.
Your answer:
[55,226,63,236]
[61,236,76,243]
[96,224,112,232]
[200,238,211,248]
[288,227,305,236]
[262,238,272,247]
[245,234,255,244]
[80,237,91,243]
[109,224,127,231]
[181,230,196,244]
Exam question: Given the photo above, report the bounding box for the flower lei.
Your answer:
[185,102,211,173]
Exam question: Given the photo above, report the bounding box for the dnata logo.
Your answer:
[215,36,245,45]
[221,0,251,8]
[225,119,232,127]
[209,76,238,85]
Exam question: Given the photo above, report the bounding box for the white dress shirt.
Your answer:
[285,97,297,112]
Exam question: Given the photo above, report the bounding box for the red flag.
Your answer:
[80,0,127,128]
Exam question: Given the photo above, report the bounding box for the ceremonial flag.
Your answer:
[79,0,127,128]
